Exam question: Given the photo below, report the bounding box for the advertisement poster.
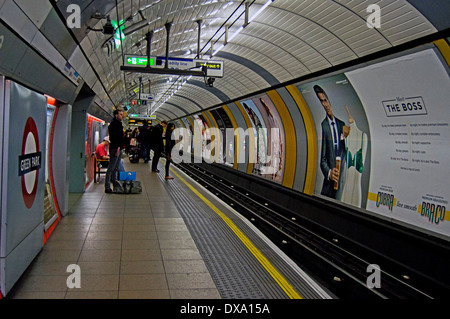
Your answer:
[296,74,371,209]
[193,114,211,160]
[241,95,286,184]
[346,48,450,236]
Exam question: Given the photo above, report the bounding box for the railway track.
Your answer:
[175,162,449,299]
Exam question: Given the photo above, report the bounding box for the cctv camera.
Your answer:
[103,17,115,35]
[207,77,215,87]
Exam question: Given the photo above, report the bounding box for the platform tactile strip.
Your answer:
[157,168,328,299]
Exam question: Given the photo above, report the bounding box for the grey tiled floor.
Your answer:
[9,160,221,299]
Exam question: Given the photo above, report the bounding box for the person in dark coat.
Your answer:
[164,123,176,180]
[151,120,168,173]
[138,120,153,163]
[105,109,124,193]
[123,129,132,154]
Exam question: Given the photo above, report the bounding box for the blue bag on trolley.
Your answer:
[119,172,136,181]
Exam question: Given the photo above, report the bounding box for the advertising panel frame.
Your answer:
[240,94,286,184]
[0,80,47,296]
[294,44,450,240]
[345,47,450,238]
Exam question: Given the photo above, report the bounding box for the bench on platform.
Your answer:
[93,153,109,183]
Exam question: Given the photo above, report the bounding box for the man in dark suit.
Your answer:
[151,120,168,172]
[314,85,348,199]
[105,109,124,193]
[138,120,153,163]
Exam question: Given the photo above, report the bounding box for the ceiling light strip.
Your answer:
[153,0,274,114]
[211,0,273,57]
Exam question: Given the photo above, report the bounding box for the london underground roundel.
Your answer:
[19,117,42,209]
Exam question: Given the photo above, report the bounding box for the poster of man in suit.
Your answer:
[296,74,371,208]
[314,84,348,199]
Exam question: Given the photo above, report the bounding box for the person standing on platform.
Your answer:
[151,120,168,173]
[164,123,176,180]
[139,120,153,163]
[105,109,124,193]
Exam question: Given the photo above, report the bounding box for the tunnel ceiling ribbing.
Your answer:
[61,0,438,119]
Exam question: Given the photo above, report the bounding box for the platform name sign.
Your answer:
[19,152,41,176]
[19,117,42,209]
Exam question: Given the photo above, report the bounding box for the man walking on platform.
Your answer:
[151,120,167,173]
[105,109,124,193]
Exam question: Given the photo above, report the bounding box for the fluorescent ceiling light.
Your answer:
[211,0,273,57]
[228,25,244,42]
[156,0,274,109]
[249,0,273,23]
[212,44,225,57]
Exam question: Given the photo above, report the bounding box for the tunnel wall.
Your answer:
[177,40,450,241]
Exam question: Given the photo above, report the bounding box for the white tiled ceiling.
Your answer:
[60,0,440,119]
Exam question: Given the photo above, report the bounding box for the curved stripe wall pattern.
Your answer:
[178,81,317,195]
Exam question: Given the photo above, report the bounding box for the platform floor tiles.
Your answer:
[9,160,221,299]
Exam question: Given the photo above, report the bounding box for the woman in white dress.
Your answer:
[341,106,368,208]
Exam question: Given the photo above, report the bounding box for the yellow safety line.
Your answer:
[169,167,303,299]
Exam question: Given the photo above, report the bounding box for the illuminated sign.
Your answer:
[125,55,155,67]
[129,115,154,120]
[196,60,224,78]
[196,61,222,70]
[141,93,153,100]
[154,57,224,77]
[122,55,224,77]
[112,20,125,49]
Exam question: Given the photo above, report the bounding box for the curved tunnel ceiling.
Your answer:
[57,0,447,121]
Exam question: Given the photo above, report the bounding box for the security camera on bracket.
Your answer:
[88,15,115,35]
[202,65,216,88]
[102,16,115,35]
